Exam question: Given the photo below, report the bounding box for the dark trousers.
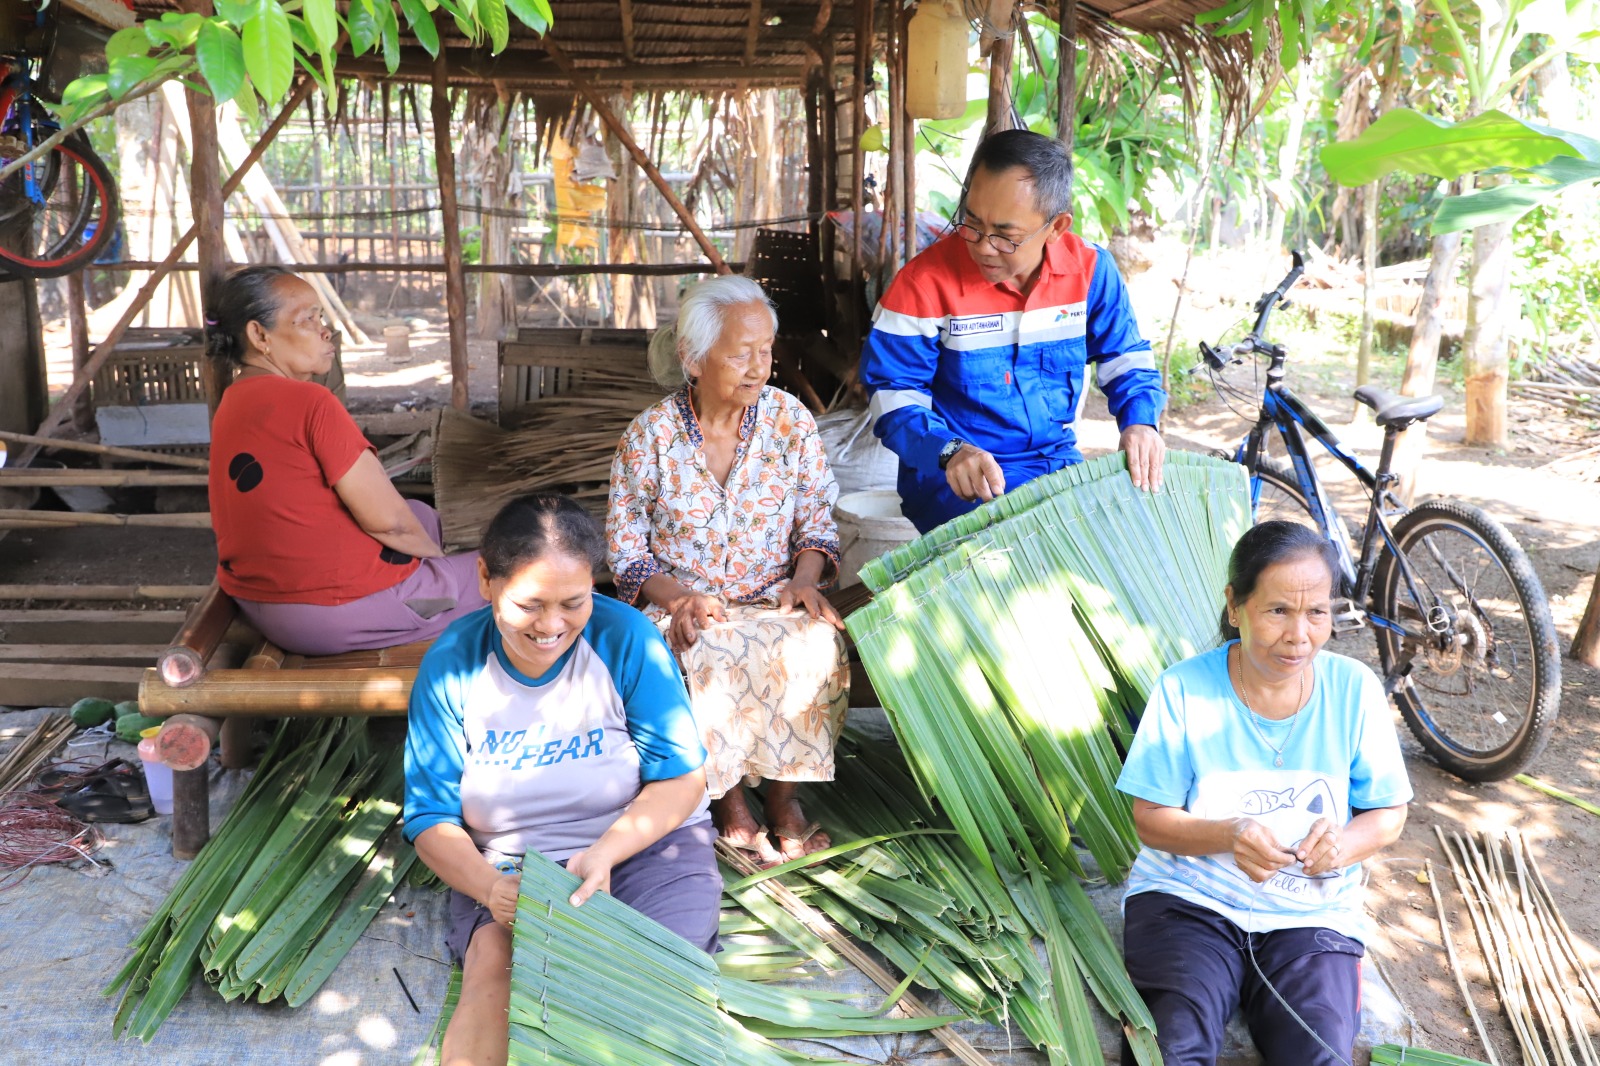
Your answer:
[1120,891,1364,1066]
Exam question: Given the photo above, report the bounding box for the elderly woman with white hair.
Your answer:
[607,275,848,866]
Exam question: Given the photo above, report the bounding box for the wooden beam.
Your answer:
[0,470,208,487]
[0,644,169,661]
[432,38,471,411]
[542,39,731,275]
[618,0,637,62]
[0,429,210,469]
[0,509,210,528]
[66,253,93,434]
[0,584,210,601]
[0,608,187,644]
[17,75,320,468]
[744,0,763,66]
[0,663,142,706]
[338,53,811,88]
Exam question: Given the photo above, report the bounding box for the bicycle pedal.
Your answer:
[1331,599,1366,631]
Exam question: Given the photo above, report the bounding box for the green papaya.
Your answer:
[70,697,118,728]
[115,712,165,743]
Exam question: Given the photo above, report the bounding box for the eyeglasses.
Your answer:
[952,214,1059,256]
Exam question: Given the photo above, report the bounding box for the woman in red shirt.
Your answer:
[205,265,484,655]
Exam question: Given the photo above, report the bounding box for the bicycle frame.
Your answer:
[1221,266,1430,646]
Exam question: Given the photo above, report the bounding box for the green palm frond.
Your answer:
[506,851,960,1065]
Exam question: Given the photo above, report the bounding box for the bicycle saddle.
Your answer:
[1352,385,1443,428]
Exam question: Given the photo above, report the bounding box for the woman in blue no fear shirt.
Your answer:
[403,494,717,1066]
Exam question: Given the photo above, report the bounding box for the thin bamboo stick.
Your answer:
[0,429,210,469]
[1428,859,1502,1066]
[0,715,75,795]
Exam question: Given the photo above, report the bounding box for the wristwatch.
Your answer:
[937,438,966,471]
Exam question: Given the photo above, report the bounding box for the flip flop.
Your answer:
[55,768,154,824]
[772,821,823,846]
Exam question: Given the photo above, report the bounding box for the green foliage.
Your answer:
[1322,108,1598,186]
[56,0,553,128]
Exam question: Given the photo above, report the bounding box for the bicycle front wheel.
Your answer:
[1373,500,1560,781]
[0,132,118,278]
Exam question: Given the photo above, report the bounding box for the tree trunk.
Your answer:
[1355,179,1381,395]
[1574,555,1600,666]
[607,94,657,331]
[1464,216,1513,446]
[1390,228,1463,504]
[1266,73,1310,254]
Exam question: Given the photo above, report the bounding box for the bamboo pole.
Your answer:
[541,38,730,275]
[0,429,209,469]
[0,584,209,600]
[17,76,321,469]
[431,40,471,411]
[899,0,915,265]
[157,583,238,688]
[0,510,211,528]
[139,666,416,716]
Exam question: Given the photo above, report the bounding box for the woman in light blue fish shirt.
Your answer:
[1116,521,1413,1066]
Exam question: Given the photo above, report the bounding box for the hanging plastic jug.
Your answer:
[906,0,970,120]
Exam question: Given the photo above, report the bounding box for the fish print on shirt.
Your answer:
[1193,770,1346,904]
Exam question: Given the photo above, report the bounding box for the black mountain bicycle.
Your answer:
[1196,251,1561,781]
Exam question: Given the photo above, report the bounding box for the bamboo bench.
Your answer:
[140,582,876,857]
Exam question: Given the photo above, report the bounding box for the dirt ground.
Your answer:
[14,247,1600,1062]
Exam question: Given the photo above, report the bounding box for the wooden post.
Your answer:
[18,76,320,467]
[805,69,824,226]
[182,0,232,416]
[900,0,916,264]
[67,265,94,433]
[984,2,1016,136]
[431,42,471,410]
[542,39,730,275]
[171,766,210,860]
[882,5,900,271]
[849,0,872,346]
[1056,0,1077,155]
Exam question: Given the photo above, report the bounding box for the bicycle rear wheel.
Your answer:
[1373,500,1560,781]
[0,131,118,278]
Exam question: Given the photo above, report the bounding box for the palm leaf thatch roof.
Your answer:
[126,0,1255,95]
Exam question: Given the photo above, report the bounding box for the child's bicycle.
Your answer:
[0,1,119,277]
[1195,251,1560,781]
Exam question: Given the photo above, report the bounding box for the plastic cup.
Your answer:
[137,727,174,816]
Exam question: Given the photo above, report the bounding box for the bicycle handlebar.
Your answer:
[1197,250,1306,372]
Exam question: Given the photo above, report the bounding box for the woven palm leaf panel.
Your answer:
[845,450,1252,884]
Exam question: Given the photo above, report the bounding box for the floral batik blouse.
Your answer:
[606,385,841,612]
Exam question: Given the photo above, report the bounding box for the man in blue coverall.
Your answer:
[859,129,1168,533]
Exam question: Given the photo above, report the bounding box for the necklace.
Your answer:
[1233,650,1305,768]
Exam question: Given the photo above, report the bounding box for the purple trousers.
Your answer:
[445,820,721,963]
[234,500,486,656]
[1120,891,1364,1066]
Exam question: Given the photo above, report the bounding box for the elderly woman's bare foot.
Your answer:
[764,781,832,862]
[712,788,782,866]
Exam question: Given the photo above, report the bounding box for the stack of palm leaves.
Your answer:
[831,450,1250,1062]
[105,719,423,1041]
[721,730,1161,1064]
[432,371,667,548]
[505,850,957,1065]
